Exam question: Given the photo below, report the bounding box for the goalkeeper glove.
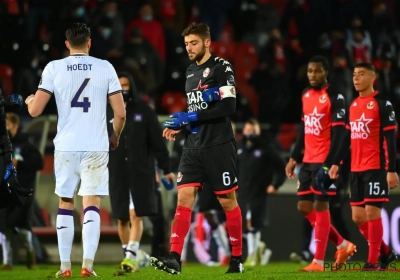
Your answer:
[163,112,198,130]
[202,87,220,102]
[315,166,329,195]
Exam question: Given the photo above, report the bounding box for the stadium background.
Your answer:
[1,0,400,265]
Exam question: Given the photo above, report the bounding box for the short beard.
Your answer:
[189,45,206,62]
[309,80,327,90]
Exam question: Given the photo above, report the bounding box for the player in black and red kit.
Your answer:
[329,63,398,269]
[149,22,243,274]
[285,56,356,271]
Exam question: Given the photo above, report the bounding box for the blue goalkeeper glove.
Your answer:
[315,166,329,195]
[6,94,23,110]
[163,112,198,130]
[202,87,220,103]
[3,153,16,181]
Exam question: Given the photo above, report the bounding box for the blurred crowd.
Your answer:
[1,0,400,149]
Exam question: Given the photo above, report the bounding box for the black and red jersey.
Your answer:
[347,91,396,172]
[301,86,346,163]
[184,56,236,149]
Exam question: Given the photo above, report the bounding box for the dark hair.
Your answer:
[309,55,330,72]
[182,22,211,40]
[65,23,91,48]
[354,62,376,73]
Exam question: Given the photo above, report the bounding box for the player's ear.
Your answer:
[87,39,92,49]
[205,39,211,48]
[65,40,70,50]
[371,72,376,84]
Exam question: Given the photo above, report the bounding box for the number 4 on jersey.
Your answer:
[71,78,91,112]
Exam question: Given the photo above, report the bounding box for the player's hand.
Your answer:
[12,158,18,168]
[329,165,339,179]
[109,133,119,150]
[164,172,175,184]
[202,87,220,103]
[163,112,198,130]
[387,172,399,189]
[266,185,277,194]
[25,94,35,105]
[285,158,297,179]
[162,128,181,141]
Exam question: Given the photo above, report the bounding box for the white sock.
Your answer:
[336,239,347,250]
[122,244,128,250]
[82,206,100,270]
[1,233,12,265]
[16,228,34,252]
[212,225,230,256]
[125,240,139,260]
[56,208,74,271]
[253,231,261,258]
[247,232,255,258]
[313,259,324,266]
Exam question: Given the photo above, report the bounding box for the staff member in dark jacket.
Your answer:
[107,72,174,273]
[0,112,43,270]
[237,119,286,267]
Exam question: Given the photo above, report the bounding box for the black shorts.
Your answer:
[109,175,130,221]
[238,195,267,230]
[350,169,388,206]
[177,140,238,194]
[298,163,338,202]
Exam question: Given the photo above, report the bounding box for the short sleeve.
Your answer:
[38,62,55,95]
[380,100,396,131]
[107,62,122,96]
[331,93,346,126]
[215,59,237,99]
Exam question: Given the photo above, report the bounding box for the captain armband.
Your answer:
[219,86,237,99]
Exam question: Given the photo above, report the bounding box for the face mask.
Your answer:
[106,12,116,18]
[122,90,131,102]
[75,7,85,18]
[142,15,153,22]
[31,60,38,68]
[102,28,111,39]
[243,134,257,142]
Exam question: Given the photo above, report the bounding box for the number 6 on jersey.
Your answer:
[223,172,230,186]
[71,78,91,112]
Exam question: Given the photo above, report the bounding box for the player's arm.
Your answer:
[147,107,171,175]
[285,119,304,178]
[290,120,305,163]
[266,144,286,190]
[107,63,126,138]
[196,64,236,121]
[381,101,397,172]
[163,64,236,129]
[26,62,53,117]
[323,94,347,167]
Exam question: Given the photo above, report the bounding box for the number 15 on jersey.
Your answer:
[71,78,91,112]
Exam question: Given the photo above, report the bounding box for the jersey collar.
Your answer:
[70,53,88,56]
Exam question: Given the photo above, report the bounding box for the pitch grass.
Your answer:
[1,262,400,279]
